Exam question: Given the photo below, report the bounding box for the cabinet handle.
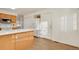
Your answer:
[16,36,18,39]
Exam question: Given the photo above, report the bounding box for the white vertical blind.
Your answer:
[35,19,48,36]
[72,13,77,31]
[39,21,48,36]
[60,13,77,32]
[61,16,67,32]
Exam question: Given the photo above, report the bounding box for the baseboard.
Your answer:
[34,35,51,40]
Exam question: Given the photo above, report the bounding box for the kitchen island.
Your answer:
[0,29,35,50]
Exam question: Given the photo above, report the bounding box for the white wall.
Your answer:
[51,9,79,47]
[24,8,79,47]
[24,16,35,29]
[77,11,79,32]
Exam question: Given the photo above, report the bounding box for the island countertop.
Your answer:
[0,29,34,36]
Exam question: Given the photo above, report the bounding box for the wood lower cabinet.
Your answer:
[16,32,34,50]
[0,31,34,50]
[0,34,16,50]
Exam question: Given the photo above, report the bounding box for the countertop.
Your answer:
[0,29,34,36]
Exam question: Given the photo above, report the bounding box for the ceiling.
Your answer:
[0,8,78,15]
[0,8,47,15]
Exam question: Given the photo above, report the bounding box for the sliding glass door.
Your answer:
[35,13,52,40]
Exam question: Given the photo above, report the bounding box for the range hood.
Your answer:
[0,18,12,23]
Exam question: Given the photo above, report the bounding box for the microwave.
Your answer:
[0,18,11,23]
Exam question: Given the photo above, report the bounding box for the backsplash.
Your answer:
[0,23,13,30]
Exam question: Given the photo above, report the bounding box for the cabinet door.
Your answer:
[0,35,15,50]
[16,37,29,50]
[15,32,35,50]
[10,16,16,23]
[0,13,4,18]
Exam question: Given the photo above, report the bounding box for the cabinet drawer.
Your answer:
[16,32,34,38]
[16,32,28,37]
[28,32,34,36]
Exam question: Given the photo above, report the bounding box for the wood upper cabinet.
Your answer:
[0,13,5,18]
[0,13,16,23]
[0,34,16,50]
[10,15,16,23]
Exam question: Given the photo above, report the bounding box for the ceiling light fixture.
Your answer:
[11,8,16,9]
